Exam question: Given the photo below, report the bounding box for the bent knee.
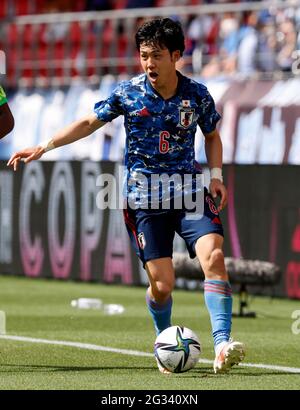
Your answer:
[202,248,226,278]
[151,281,174,302]
[209,248,224,268]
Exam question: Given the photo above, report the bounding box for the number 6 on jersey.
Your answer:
[159,131,170,154]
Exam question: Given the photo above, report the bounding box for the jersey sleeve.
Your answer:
[197,88,221,134]
[0,85,7,107]
[94,83,124,122]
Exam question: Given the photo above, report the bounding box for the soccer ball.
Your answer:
[154,325,201,373]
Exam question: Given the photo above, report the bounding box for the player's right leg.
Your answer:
[146,258,175,375]
[145,258,175,335]
[123,207,175,374]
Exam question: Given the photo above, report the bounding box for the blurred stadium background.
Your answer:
[1,0,300,301]
[1,0,300,391]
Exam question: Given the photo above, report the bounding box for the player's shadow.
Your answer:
[0,363,157,372]
[1,364,298,377]
[181,367,300,377]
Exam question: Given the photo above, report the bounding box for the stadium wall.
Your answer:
[0,161,299,299]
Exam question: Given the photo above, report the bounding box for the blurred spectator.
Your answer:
[276,19,297,72]
[187,13,219,59]
[3,0,300,83]
[200,56,222,78]
[237,11,260,76]
[255,11,277,72]
[219,12,240,56]
[218,12,240,75]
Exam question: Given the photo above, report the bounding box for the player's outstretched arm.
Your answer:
[7,114,106,171]
[0,102,15,139]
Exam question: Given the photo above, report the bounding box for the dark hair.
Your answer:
[135,18,185,56]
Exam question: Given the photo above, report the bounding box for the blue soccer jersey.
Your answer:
[94,71,221,205]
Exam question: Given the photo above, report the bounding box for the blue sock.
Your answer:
[204,280,232,348]
[146,291,172,336]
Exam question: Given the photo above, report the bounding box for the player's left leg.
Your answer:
[178,187,245,373]
[195,233,245,373]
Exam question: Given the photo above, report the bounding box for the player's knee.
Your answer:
[209,248,224,266]
[203,248,226,279]
[153,281,174,302]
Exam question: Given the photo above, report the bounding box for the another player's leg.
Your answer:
[195,233,245,373]
[145,258,175,374]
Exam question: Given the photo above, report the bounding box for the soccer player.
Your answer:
[0,85,14,139]
[7,18,245,374]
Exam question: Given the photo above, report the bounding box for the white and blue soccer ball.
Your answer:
[154,325,201,373]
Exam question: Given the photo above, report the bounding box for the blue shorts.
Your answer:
[123,188,224,266]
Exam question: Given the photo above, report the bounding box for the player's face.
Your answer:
[139,44,180,89]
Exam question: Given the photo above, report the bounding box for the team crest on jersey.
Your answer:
[137,232,146,249]
[178,100,195,129]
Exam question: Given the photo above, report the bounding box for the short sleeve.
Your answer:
[197,88,221,134]
[0,85,7,106]
[94,83,124,122]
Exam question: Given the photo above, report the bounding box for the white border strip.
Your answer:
[1,334,300,374]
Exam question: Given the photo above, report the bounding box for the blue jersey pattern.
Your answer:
[94,72,221,204]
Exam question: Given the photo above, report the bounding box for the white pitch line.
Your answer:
[1,334,300,374]
[0,334,153,357]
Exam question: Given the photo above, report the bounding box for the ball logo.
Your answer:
[206,196,218,215]
[137,232,146,249]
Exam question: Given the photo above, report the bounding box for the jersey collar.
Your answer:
[144,70,185,101]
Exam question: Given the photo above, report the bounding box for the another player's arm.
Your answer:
[204,128,227,212]
[0,102,15,139]
[7,114,106,171]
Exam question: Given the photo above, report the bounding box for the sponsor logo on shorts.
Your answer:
[137,232,146,249]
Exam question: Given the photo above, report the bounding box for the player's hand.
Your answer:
[7,146,45,171]
[209,179,228,212]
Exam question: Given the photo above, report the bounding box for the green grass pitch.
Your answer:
[0,275,299,390]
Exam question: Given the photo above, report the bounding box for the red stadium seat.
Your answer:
[23,24,34,46]
[113,0,128,9]
[7,23,18,47]
[15,0,31,15]
[0,0,8,19]
[35,0,46,14]
[70,21,81,45]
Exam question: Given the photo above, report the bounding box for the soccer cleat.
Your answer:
[155,357,171,375]
[213,340,245,374]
